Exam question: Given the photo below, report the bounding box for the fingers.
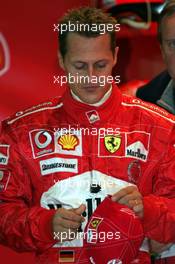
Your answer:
[115,193,142,207]
[60,218,83,229]
[52,205,86,242]
[74,204,86,217]
[128,198,142,208]
[133,203,144,218]
[59,205,86,229]
[111,186,144,218]
[111,186,140,203]
[58,205,85,223]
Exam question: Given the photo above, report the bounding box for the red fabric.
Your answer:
[119,80,149,96]
[84,196,144,263]
[1,84,175,263]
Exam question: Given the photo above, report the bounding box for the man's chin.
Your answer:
[79,95,104,104]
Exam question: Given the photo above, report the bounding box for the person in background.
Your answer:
[137,1,175,115]
[137,1,175,263]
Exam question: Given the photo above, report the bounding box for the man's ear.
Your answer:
[113,46,119,66]
[58,51,65,70]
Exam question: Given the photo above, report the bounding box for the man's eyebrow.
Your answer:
[72,60,85,64]
[95,59,109,63]
[72,59,109,64]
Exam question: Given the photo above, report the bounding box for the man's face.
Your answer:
[161,14,175,80]
[59,33,118,104]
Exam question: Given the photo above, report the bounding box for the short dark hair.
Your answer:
[58,7,117,58]
[158,1,175,43]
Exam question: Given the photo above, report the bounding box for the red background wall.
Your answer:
[0,0,91,121]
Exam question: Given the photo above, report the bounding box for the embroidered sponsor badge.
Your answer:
[98,131,125,157]
[29,130,54,158]
[99,130,150,161]
[40,158,78,176]
[125,131,150,162]
[86,217,103,244]
[104,135,121,153]
[88,217,103,230]
[55,130,82,156]
[30,129,82,158]
[0,145,10,165]
[86,110,100,124]
[59,250,75,263]
[57,134,79,151]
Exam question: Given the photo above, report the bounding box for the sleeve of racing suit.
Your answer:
[0,121,56,253]
[142,126,175,243]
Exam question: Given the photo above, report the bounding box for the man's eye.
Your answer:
[74,63,85,69]
[167,40,175,49]
[96,63,107,68]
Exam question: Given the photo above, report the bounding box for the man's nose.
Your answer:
[86,65,96,79]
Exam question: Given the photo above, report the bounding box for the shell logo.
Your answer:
[58,134,79,150]
[0,33,10,77]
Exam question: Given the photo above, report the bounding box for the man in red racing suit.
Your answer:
[0,83,175,263]
[1,6,175,264]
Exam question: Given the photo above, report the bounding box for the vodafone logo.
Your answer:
[29,129,55,158]
[0,33,10,77]
[35,131,52,149]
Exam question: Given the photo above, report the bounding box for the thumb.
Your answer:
[74,204,86,216]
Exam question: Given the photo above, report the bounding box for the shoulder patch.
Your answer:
[6,97,63,125]
[122,97,175,123]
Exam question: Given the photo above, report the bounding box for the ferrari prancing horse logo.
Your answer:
[104,135,121,153]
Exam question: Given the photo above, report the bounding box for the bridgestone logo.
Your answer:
[42,163,75,171]
[40,157,78,175]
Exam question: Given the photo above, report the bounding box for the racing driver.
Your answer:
[0,7,175,264]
